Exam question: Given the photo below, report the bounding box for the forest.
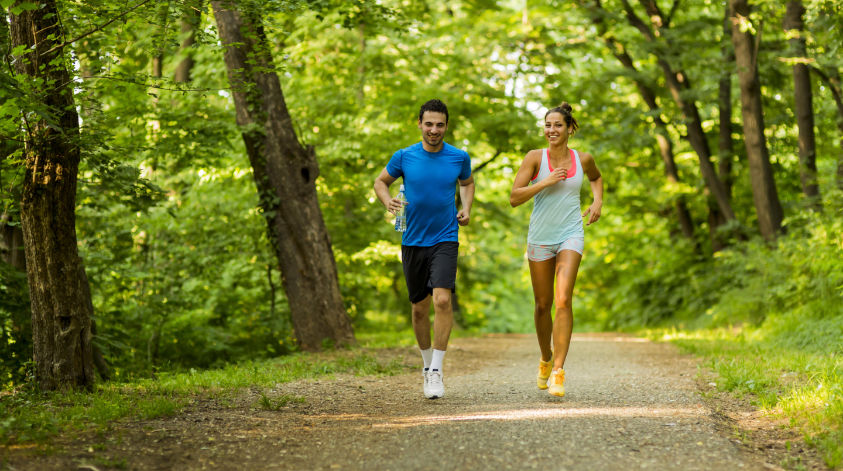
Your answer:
[1,0,842,466]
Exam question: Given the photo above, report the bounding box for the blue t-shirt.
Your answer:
[386,142,472,247]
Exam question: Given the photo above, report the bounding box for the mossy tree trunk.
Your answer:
[8,0,95,390]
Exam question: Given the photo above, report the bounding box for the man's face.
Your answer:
[418,111,448,148]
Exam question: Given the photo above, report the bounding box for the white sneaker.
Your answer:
[422,369,430,397]
[426,370,444,399]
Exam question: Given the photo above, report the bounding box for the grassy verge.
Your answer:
[651,327,842,469]
[0,336,411,446]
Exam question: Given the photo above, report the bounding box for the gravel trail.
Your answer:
[4,333,801,470]
[264,333,771,471]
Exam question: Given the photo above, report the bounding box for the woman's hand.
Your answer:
[582,201,602,225]
[545,167,568,184]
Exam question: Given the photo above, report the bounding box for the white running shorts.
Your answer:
[526,237,584,262]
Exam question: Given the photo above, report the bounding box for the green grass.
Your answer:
[354,327,420,349]
[652,326,843,469]
[0,346,409,446]
[257,392,306,411]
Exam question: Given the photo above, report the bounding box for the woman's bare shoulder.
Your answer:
[578,150,596,163]
[524,148,543,162]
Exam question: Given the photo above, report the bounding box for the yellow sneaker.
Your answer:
[537,359,552,389]
[548,369,565,397]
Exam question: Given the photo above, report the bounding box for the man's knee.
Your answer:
[411,302,429,320]
[432,291,451,311]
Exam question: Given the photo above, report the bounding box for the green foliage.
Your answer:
[624,207,843,468]
[0,261,30,388]
[594,205,843,332]
[1,3,842,457]
[1,0,842,463]
[77,165,293,374]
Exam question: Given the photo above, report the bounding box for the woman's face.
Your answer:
[544,112,569,144]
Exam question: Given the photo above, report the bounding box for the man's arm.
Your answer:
[457,175,475,226]
[374,168,401,214]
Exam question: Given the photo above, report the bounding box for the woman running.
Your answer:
[509,102,603,397]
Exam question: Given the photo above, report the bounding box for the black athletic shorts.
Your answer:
[401,241,459,304]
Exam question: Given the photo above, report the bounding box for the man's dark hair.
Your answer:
[418,99,449,123]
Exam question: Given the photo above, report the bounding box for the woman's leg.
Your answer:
[528,257,557,362]
[552,249,582,371]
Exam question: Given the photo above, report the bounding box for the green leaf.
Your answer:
[10,1,39,15]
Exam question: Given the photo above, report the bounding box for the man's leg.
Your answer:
[403,245,433,375]
[411,296,432,350]
[431,288,453,351]
[423,288,451,399]
[412,296,434,395]
[425,242,458,399]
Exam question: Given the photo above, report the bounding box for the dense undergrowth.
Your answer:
[601,209,843,469]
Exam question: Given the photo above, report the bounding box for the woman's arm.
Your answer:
[510,150,564,207]
[580,152,603,225]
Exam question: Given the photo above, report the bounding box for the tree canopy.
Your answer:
[2,0,842,386]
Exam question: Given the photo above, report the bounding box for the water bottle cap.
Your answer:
[399,184,405,191]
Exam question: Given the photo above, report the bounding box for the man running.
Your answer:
[373,99,475,399]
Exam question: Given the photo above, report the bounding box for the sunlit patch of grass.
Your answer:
[778,375,843,468]
[0,344,410,446]
[354,328,418,349]
[649,326,843,469]
[257,393,306,411]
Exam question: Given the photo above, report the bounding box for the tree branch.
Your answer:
[809,65,843,116]
[82,74,228,92]
[472,150,502,174]
[620,0,655,40]
[41,0,156,57]
[667,0,681,27]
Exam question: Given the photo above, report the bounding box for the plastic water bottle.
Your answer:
[394,184,406,232]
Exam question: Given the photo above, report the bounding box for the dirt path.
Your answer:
[2,333,828,470]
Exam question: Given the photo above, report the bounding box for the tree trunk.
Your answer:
[211,0,355,351]
[356,22,366,103]
[730,0,784,241]
[809,67,843,191]
[718,7,735,200]
[617,0,737,223]
[8,0,95,390]
[174,1,203,83]
[587,2,697,244]
[616,53,697,243]
[152,55,163,78]
[784,0,820,210]
[710,5,736,252]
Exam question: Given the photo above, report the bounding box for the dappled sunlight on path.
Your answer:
[367,405,706,429]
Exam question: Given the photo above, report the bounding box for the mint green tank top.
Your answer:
[527,148,585,245]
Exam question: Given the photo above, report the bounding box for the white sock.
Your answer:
[430,349,446,372]
[420,347,433,370]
